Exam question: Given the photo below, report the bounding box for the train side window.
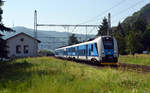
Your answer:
[79,49,81,56]
[83,50,85,56]
[89,48,91,56]
[80,50,82,56]
[91,44,93,51]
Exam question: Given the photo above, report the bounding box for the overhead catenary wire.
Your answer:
[87,0,146,34]
[70,0,127,34]
[87,27,97,35]
[77,0,127,25]
[111,0,146,24]
[84,0,146,35]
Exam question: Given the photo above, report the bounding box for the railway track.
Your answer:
[118,63,150,74]
[54,57,150,74]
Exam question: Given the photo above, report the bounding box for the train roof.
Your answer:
[55,35,112,51]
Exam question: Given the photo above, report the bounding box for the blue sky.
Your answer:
[2,0,150,34]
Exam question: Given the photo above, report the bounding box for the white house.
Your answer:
[6,32,41,57]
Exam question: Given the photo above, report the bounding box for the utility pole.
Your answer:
[34,10,37,39]
[34,10,38,55]
[107,13,111,36]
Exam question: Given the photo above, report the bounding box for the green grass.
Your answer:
[119,54,150,65]
[0,57,150,93]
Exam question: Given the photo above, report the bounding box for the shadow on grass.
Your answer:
[0,60,34,84]
[0,60,61,89]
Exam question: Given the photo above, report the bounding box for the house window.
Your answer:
[24,45,29,54]
[16,45,21,53]
[20,38,24,42]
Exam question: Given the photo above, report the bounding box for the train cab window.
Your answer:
[94,43,98,51]
[102,37,114,49]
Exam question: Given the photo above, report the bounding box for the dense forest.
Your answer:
[98,3,150,55]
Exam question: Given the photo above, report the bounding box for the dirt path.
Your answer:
[118,63,150,74]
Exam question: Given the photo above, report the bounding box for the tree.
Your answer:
[130,18,147,53]
[126,30,143,55]
[68,34,79,45]
[122,23,132,36]
[0,0,14,59]
[0,0,13,32]
[142,25,150,51]
[120,18,148,54]
[132,18,147,32]
[38,50,54,56]
[0,35,8,60]
[117,22,125,37]
[0,0,3,23]
[97,17,108,36]
[114,22,127,54]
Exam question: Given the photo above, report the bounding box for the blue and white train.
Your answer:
[55,36,118,64]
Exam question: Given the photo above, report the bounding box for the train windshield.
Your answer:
[102,37,114,49]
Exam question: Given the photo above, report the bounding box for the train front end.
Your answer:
[99,36,118,64]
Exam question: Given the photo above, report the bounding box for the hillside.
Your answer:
[123,3,150,24]
[2,26,95,51]
[112,3,150,55]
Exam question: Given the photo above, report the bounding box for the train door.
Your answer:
[77,46,79,59]
[86,45,88,60]
[88,44,91,56]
